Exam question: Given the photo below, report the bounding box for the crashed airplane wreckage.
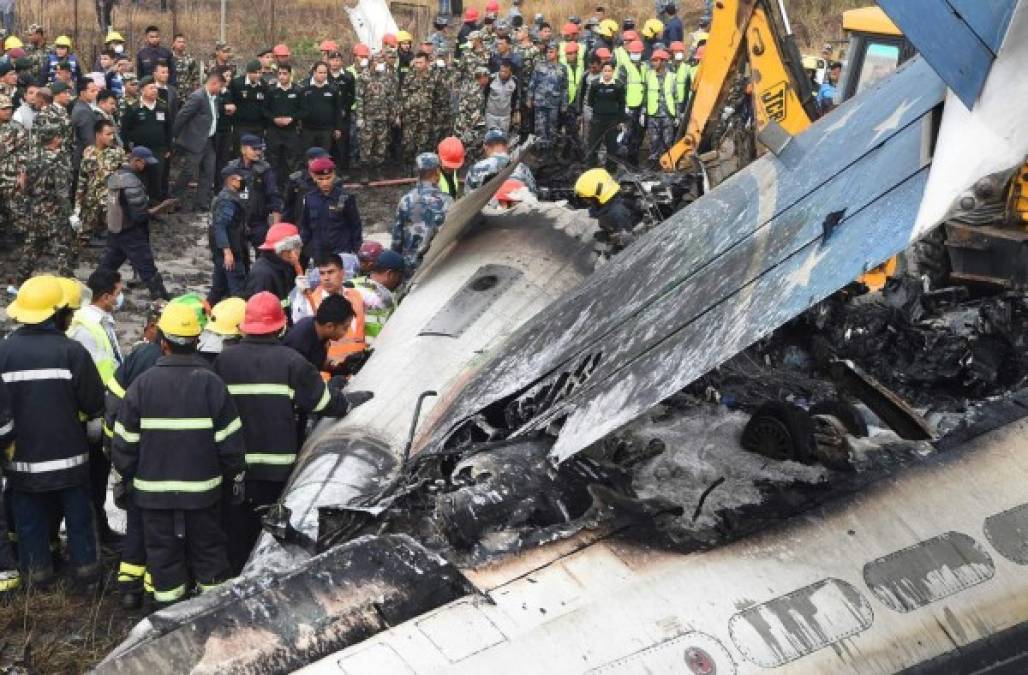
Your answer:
[97,2,1028,673]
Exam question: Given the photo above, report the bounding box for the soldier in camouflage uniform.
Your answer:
[172,35,201,104]
[117,74,139,124]
[457,31,489,80]
[16,119,76,282]
[203,42,237,86]
[74,118,126,242]
[391,152,454,275]
[400,53,445,167]
[36,83,74,154]
[356,52,399,181]
[464,128,537,193]
[0,94,27,242]
[529,44,568,150]
[431,50,458,147]
[454,66,490,165]
[514,27,541,141]
[24,24,49,83]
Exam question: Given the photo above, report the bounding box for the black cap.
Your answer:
[246,59,261,73]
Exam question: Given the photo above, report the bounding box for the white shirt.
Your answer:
[207,91,218,137]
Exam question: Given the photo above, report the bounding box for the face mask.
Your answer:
[114,292,125,311]
[435,59,445,68]
[113,44,124,54]
[360,58,369,67]
[630,53,641,62]
[375,62,386,72]
[675,52,684,61]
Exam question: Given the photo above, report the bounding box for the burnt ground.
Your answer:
[0,181,405,673]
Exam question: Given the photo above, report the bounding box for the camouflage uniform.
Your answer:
[0,114,28,239]
[203,58,237,83]
[464,153,537,193]
[117,93,139,125]
[391,180,454,273]
[25,44,48,83]
[458,45,489,80]
[16,124,76,281]
[529,60,568,146]
[356,63,399,171]
[74,144,126,238]
[454,75,488,164]
[428,30,449,55]
[35,103,73,154]
[433,62,458,146]
[401,69,445,165]
[173,52,201,102]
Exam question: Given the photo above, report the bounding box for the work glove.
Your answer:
[343,390,374,413]
[230,473,246,506]
[85,418,103,444]
[113,479,130,510]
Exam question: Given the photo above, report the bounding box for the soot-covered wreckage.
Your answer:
[96,2,1028,673]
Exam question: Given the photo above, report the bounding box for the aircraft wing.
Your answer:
[415,55,948,463]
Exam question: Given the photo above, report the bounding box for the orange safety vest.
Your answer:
[302,286,367,380]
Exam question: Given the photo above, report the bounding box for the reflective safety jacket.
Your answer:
[348,276,396,342]
[112,353,245,510]
[616,60,646,108]
[214,336,351,481]
[67,306,122,386]
[646,69,677,117]
[0,323,105,492]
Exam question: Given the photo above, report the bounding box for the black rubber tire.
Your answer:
[740,401,817,463]
[810,400,869,438]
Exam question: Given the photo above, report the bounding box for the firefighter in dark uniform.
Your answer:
[265,63,304,192]
[111,302,245,607]
[243,222,303,316]
[0,276,105,588]
[226,59,270,153]
[213,292,372,572]
[221,134,283,254]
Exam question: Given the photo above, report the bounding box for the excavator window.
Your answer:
[839,33,913,103]
[853,42,901,94]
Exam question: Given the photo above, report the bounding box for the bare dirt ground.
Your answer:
[0,180,405,673]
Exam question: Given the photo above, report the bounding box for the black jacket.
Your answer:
[122,99,172,152]
[112,353,245,510]
[282,170,315,223]
[300,81,343,131]
[0,323,105,492]
[227,75,270,128]
[244,252,295,305]
[588,78,626,118]
[209,187,248,261]
[299,183,363,258]
[103,340,162,453]
[223,158,282,226]
[214,336,349,480]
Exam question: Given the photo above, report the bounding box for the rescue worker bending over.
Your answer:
[574,167,640,255]
[215,292,372,573]
[112,302,245,608]
[244,222,303,318]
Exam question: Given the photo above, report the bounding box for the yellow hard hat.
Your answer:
[575,168,620,204]
[54,35,72,48]
[157,302,203,339]
[6,275,68,324]
[396,30,413,44]
[597,19,618,38]
[692,30,709,45]
[4,36,24,50]
[105,30,125,43]
[57,277,83,310]
[642,18,665,39]
[207,297,245,336]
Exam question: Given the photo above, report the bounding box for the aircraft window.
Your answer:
[855,42,901,94]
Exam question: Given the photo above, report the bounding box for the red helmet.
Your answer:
[496,179,526,205]
[595,47,612,60]
[561,22,579,36]
[564,41,579,54]
[463,7,479,22]
[240,292,287,335]
[319,39,338,52]
[669,40,686,53]
[694,44,706,61]
[259,222,301,252]
[272,43,291,57]
[622,30,640,42]
[437,136,466,169]
[358,240,384,264]
[382,33,398,47]
[485,0,500,12]
[627,40,644,54]
[353,42,371,57]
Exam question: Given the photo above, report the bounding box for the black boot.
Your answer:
[146,273,171,301]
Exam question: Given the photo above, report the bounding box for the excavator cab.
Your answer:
[836,7,915,103]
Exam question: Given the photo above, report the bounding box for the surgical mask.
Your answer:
[113,44,124,54]
[375,62,386,72]
[360,58,369,67]
[630,53,641,62]
[675,52,684,61]
[114,292,125,311]
[435,58,445,68]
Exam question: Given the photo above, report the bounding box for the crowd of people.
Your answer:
[0,1,718,611]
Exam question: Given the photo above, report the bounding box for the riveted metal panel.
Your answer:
[419,265,524,338]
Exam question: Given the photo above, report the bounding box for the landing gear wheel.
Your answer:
[740,401,817,463]
[810,399,868,438]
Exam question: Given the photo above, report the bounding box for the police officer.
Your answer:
[0,276,105,590]
[226,60,269,152]
[282,146,326,223]
[222,134,282,253]
[391,152,454,274]
[265,63,303,191]
[111,301,245,608]
[208,165,249,303]
[298,156,362,258]
[214,292,371,573]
